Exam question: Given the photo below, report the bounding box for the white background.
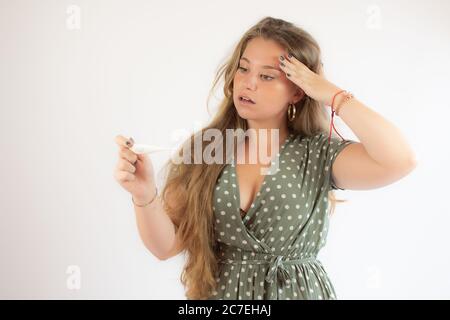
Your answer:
[0,0,449,299]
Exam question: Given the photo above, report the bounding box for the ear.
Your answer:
[292,88,305,104]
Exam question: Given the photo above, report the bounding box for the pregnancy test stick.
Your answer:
[130,143,172,154]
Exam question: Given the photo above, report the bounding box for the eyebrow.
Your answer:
[240,57,282,72]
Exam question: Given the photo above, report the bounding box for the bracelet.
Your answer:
[334,91,354,116]
[327,89,353,144]
[132,188,158,207]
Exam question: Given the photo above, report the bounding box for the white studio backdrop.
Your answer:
[0,0,449,299]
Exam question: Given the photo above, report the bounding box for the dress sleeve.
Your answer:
[310,132,358,191]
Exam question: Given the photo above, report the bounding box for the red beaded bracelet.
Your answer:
[335,92,354,116]
[328,90,346,144]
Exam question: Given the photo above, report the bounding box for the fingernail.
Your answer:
[126,137,134,147]
[288,53,292,58]
[279,55,284,61]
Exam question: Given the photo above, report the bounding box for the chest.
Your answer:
[235,162,269,215]
[232,139,281,216]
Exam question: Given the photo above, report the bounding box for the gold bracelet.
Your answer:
[132,188,158,207]
[334,92,354,116]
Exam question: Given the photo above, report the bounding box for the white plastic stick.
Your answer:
[130,143,172,154]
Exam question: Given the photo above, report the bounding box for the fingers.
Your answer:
[118,146,138,164]
[279,55,298,79]
[114,154,137,184]
[284,52,303,66]
[115,134,134,148]
[115,134,138,164]
[117,157,137,174]
[281,52,308,73]
[318,62,325,77]
[114,134,139,183]
[279,60,294,74]
[114,170,136,183]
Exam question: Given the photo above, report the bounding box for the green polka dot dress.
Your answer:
[208,131,357,300]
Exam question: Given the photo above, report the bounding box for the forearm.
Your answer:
[133,185,177,260]
[335,93,417,169]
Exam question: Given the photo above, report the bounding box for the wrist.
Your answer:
[334,91,354,116]
[326,86,345,107]
[332,93,346,109]
[132,186,158,207]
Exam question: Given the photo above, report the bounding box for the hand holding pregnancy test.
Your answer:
[115,135,158,202]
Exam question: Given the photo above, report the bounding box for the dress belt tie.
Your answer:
[218,254,318,287]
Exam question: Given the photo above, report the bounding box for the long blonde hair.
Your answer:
[159,16,347,300]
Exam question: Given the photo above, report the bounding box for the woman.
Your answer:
[114,16,417,300]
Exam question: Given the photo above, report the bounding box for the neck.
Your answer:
[237,122,290,165]
[245,122,290,149]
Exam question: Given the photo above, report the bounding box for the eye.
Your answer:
[238,67,274,81]
[261,75,274,81]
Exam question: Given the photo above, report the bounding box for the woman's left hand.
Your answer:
[279,52,342,107]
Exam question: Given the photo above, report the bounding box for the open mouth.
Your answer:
[239,96,255,104]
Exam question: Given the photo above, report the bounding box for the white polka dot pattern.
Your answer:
[208,132,356,300]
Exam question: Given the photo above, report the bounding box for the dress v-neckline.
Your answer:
[231,133,294,223]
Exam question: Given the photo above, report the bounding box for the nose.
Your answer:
[241,70,258,90]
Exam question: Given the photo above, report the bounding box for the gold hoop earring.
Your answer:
[287,103,296,122]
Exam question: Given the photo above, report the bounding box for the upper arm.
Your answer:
[331,142,417,191]
[309,132,358,191]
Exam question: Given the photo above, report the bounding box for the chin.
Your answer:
[235,105,250,117]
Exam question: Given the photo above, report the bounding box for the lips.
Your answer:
[239,95,255,104]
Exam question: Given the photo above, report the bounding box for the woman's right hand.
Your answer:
[114,135,156,203]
